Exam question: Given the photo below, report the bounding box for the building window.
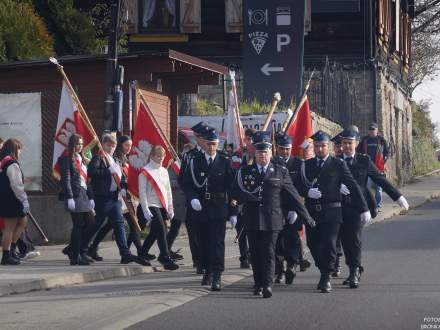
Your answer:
[140,0,179,33]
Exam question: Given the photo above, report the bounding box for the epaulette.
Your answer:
[356,153,371,164]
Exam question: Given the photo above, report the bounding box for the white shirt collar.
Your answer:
[317,154,329,163]
[343,152,356,159]
[257,163,269,172]
[205,152,217,163]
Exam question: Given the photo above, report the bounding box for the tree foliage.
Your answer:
[411,0,440,92]
[0,0,54,62]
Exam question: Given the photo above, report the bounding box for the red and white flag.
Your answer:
[286,96,313,159]
[52,81,98,179]
[127,101,180,198]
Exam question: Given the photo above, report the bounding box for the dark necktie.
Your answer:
[345,156,353,166]
[318,159,324,168]
[208,157,213,166]
[260,167,266,180]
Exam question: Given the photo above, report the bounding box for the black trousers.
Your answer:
[248,230,280,288]
[306,221,342,274]
[142,216,181,253]
[236,214,249,262]
[141,207,170,258]
[70,211,95,258]
[275,224,302,272]
[196,215,226,274]
[185,208,200,265]
[340,207,363,268]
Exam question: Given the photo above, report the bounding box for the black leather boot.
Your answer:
[285,263,297,285]
[348,267,360,289]
[201,272,212,286]
[158,256,179,270]
[1,250,20,265]
[320,273,332,293]
[88,246,103,261]
[332,255,342,277]
[211,272,222,291]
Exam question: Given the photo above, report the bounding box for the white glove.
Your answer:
[168,208,175,220]
[360,211,372,226]
[143,207,153,222]
[397,196,409,210]
[340,184,351,196]
[22,200,30,214]
[67,198,76,211]
[307,188,322,199]
[191,198,202,211]
[108,163,118,174]
[287,211,298,225]
[229,215,237,229]
[89,199,95,210]
[121,189,127,198]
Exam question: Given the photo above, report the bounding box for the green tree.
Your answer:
[0,0,54,62]
[31,0,101,56]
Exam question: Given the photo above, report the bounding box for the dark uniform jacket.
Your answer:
[233,162,314,231]
[58,155,94,200]
[88,155,120,196]
[178,147,202,188]
[298,156,369,223]
[181,152,235,221]
[340,153,401,216]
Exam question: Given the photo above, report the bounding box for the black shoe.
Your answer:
[88,247,103,261]
[262,286,273,298]
[80,253,94,263]
[320,274,332,293]
[211,273,222,291]
[285,265,296,285]
[253,287,263,296]
[158,256,179,270]
[196,265,204,275]
[144,253,156,261]
[10,250,21,262]
[62,245,72,258]
[299,258,311,272]
[170,250,183,261]
[201,273,212,286]
[1,251,20,265]
[342,277,350,285]
[240,260,250,269]
[317,274,325,290]
[70,255,90,266]
[136,255,152,266]
[120,254,136,264]
[274,272,285,284]
[348,267,360,289]
[332,256,342,277]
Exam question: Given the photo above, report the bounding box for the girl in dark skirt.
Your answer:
[58,134,96,265]
[0,139,29,265]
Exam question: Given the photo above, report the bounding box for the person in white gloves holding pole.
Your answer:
[138,145,179,271]
[338,128,409,289]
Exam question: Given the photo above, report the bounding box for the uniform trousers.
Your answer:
[247,230,280,288]
[185,207,200,266]
[275,223,302,272]
[340,206,363,268]
[236,214,249,262]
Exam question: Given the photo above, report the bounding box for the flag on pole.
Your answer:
[52,81,98,179]
[225,89,244,151]
[127,101,180,198]
[286,96,313,158]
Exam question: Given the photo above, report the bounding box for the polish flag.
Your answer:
[286,96,313,159]
[127,102,180,198]
[52,81,98,179]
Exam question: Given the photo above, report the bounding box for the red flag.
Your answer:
[52,81,98,179]
[127,102,180,199]
[286,96,313,158]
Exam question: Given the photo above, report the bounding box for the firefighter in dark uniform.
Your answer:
[181,129,236,291]
[338,128,409,288]
[272,133,306,285]
[331,132,344,277]
[233,131,315,298]
[177,122,211,274]
[298,130,371,293]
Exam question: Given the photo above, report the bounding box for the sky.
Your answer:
[412,77,440,138]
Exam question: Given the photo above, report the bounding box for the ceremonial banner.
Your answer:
[286,96,313,158]
[52,81,98,179]
[128,101,180,199]
[0,93,42,190]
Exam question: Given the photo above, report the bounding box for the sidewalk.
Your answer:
[1,172,439,298]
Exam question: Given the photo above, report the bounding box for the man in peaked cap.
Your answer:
[233,131,314,298]
[272,133,309,285]
[296,130,370,293]
[181,129,236,291]
[338,127,409,288]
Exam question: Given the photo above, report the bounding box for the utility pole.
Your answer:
[103,0,121,132]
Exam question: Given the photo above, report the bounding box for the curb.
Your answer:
[370,192,440,226]
[0,265,158,297]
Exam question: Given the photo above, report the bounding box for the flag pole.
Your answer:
[262,92,282,131]
[282,69,315,134]
[229,71,244,147]
[137,90,180,162]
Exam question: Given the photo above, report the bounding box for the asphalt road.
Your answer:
[1,201,439,330]
[129,200,440,330]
